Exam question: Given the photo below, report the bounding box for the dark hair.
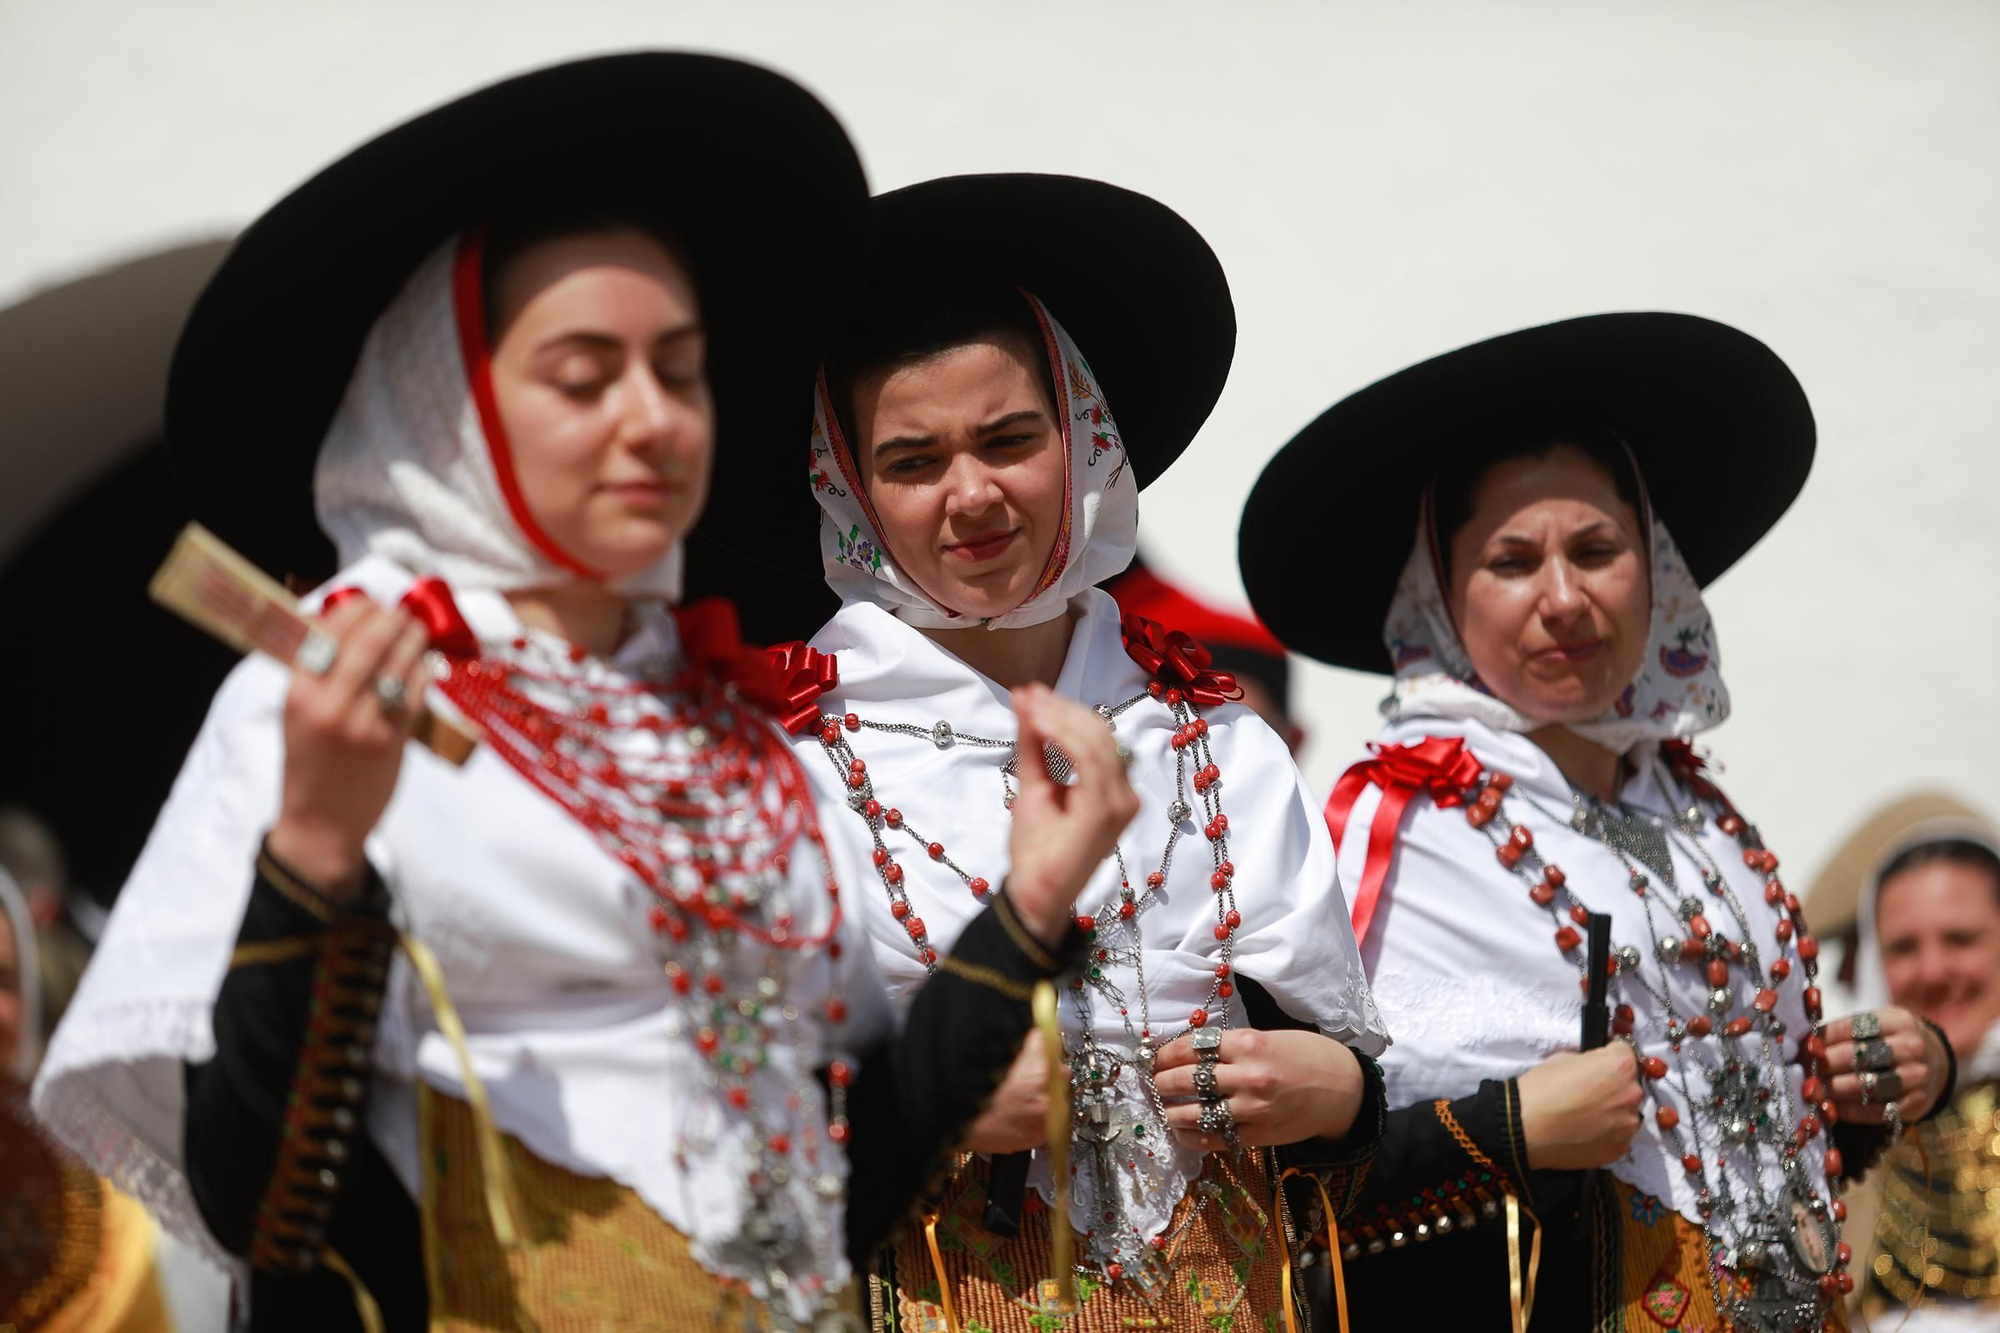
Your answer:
[478,206,693,342]
[1429,425,1646,584]
[1876,837,2000,912]
[821,279,1055,451]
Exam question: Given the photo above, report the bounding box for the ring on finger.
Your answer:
[297,629,338,677]
[1850,1011,1882,1041]
[372,674,410,717]
[1857,1038,1897,1071]
[1197,1098,1235,1135]
[1193,1063,1220,1098]
[1858,1070,1876,1106]
[1883,1098,1904,1147]
[1873,1070,1905,1102]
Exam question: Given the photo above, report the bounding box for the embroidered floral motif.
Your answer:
[1642,1272,1691,1327]
[837,524,882,573]
[1629,1191,1667,1224]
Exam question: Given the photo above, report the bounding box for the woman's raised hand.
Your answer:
[1004,684,1141,949]
[266,599,434,902]
[1516,1044,1645,1170]
[957,1037,1052,1153]
[1821,1006,1952,1127]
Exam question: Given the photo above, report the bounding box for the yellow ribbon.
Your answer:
[320,1246,385,1333]
[1505,1190,1542,1333]
[922,1212,963,1333]
[1275,1167,1350,1333]
[1035,979,1078,1312]
[401,933,521,1250]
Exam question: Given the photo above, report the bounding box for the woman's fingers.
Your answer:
[1020,687,1135,825]
[1820,1027,1924,1077]
[342,616,431,737]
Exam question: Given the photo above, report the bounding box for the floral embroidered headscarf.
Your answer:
[805,292,1138,630]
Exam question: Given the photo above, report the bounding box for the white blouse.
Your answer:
[793,588,1388,1262]
[1339,713,1826,1227]
[34,554,892,1316]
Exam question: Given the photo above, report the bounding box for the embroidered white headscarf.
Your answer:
[313,233,686,599]
[806,293,1137,628]
[1380,472,1729,755]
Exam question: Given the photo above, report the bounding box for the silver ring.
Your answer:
[1197,1099,1235,1135]
[1850,1012,1882,1041]
[297,629,338,677]
[1194,1063,1220,1098]
[1857,1038,1896,1071]
[372,674,409,717]
[1858,1070,1876,1106]
[1114,741,1134,769]
[1883,1099,1904,1147]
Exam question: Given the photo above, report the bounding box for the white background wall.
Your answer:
[3,0,1996,902]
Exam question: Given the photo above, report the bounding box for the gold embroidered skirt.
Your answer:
[884,1152,1294,1333]
[421,1087,857,1331]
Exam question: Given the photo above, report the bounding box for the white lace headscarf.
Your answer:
[1380,455,1729,756]
[806,292,1136,628]
[0,867,41,1082]
[312,231,686,599]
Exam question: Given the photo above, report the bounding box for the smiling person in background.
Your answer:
[1241,313,1955,1332]
[1840,806,1999,1328]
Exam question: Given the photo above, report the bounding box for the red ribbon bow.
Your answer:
[320,577,482,658]
[675,598,839,735]
[1119,613,1243,707]
[1324,735,1486,944]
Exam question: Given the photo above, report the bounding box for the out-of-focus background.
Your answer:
[2,0,1995,983]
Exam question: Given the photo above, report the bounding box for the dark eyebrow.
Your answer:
[874,433,936,459]
[1492,520,1615,547]
[533,322,703,355]
[873,408,1049,459]
[979,409,1045,434]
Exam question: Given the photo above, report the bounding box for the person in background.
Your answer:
[1105,557,1305,755]
[3,864,178,1331]
[0,805,97,1045]
[1836,801,1998,1328]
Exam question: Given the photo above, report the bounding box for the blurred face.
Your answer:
[1877,859,2000,1060]
[849,335,1067,620]
[487,229,713,580]
[1446,446,1651,724]
[0,912,20,1077]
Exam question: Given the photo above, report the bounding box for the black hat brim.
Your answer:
[706,172,1235,586]
[166,51,869,588]
[1239,312,1815,673]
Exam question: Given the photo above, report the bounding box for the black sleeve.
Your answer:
[1345,1078,1577,1251]
[1235,973,1390,1221]
[839,886,1086,1264]
[183,845,425,1330]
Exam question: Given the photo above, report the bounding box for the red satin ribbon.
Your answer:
[1324,735,1486,944]
[1119,612,1243,707]
[318,579,481,659]
[675,598,839,735]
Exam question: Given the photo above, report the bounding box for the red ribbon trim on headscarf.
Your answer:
[1324,736,1486,945]
[1120,612,1243,707]
[450,230,604,582]
[675,598,839,735]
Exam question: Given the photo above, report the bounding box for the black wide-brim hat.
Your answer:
[708,172,1237,589]
[1239,312,1815,673]
[167,51,868,588]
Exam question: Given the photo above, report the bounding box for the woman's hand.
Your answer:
[266,598,433,902]
[1822,1006,1951,1126]
[1516,1045,1644,1170]
[1005,685,1141,949]
[957,1038,1051,1154]
[1152,1029,1363,1150]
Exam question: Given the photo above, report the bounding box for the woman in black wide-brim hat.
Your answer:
[767,173,1389,1331]
[1240,313,1956,1332]
[32,57,1136,1331]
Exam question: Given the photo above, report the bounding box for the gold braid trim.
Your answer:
[937,955,1036,1002]
[230,937,324,969]
[990,888,1063,973]
[254,847,340,923]
[1433,1099,1505,1182]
